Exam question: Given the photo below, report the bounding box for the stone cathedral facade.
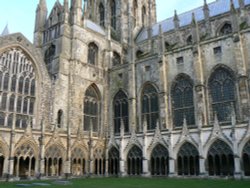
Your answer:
[0,0,250,180]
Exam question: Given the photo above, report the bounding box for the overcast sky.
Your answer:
[0,0,215,41]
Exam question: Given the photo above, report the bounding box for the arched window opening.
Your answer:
[88,43,98,65]
[242,140,250,176]
[110,0,117,30]
[44,44,56,71]
[11,76,17,92]
[187,35,193,45]
[3,73,9,91]
[18,77,24,94]
[142,6,146,26]
[57,110,63,128]
[113,90,129,134]
[141,84,159,130]
[207,140,234,176]
[108,147,119,175]
[127,146,142,176]
[209,67,236,122]
[99,3,105,27]
[112,52,121,66]
[0,112,5,126]
[150,144,169,176]
[93,148,105,175]
[177,142,199,176]
[172,75,195,127]
[83,85,100,132]
[0,93,7,111]
[219,23,233,36]
[71,147,86,176]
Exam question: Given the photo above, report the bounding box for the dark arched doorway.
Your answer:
[177,142,199,176]
[108,147,119,175]
[150,144,169,176]
[127,145,142,175]
[207,140,234,176]
[242,140,250,176]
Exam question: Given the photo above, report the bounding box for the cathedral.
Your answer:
[0,0,250,180]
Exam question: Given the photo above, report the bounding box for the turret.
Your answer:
[34,0,48,47]
[70,0,83,26]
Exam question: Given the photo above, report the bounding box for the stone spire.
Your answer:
[203,0,210,20]
[173,10,180,29]
[1,24,9,36]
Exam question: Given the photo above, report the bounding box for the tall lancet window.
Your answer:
[141,84,159,130]
[209,67,236,122]
[83,85,100,132]
[99,3,105,27]
[88,43,98,65]
[110,0,116,30]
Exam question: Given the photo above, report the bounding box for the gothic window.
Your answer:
[0,93,7,111]
[208,67,236,122]
[0,72,3,90]
[44,44,55,70]
[110,0,117,30]
[99,3,105,27]
[88,43,98,65]
[113,90,129,134]
[18,77,24,93]
[142,6,146,26]
[3,73,9,91]
[187,35,193,45]
[112,52,121,66]
[141,84,159,130]
[243,140,250,176]
[9,95,15,112]
[0,112,5,126]
[219,23,232,36]
[83,85,100,132]
[172,75,195,127]
[127,145,142,175]
[11,76,16,92]
[177,142,199,176]
[133,0,138,27]
[151,144,169,176]
[108,147,119,175]
[24,78,30,95]
[207,140,234,176]
[57,110,63,128]
[30,79,35,96]
[7,113,13,127]
[0,48,36,129]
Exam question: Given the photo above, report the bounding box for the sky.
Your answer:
[0,0,215,42]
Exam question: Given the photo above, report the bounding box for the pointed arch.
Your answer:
[99,3,105,27]
[71,146,87,176]
[208,66,236,123]
[177,142,199,176]
[206,139,234,176]
[88,42,98,65]
[113,90,129,134]
[108,147,119,175]
[127,145,143,175]
[218,22,233,36]
[242,139,250,176]
[141,83,159,130]
[150,144,169,176]
[171,74,195,128]
[83,84,101,132]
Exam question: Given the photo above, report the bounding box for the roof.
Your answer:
[136,0,250,43]
[85,20,106,36]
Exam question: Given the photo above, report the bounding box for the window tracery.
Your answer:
[141,84,159,130]
[209,67,236,122]
[88,43,98,65]
[0,48,36,128]
[172,75,195,127]
[83,85,100,132]
[113,90,129,134]
[110,0,117,30]
[99,3,105,27]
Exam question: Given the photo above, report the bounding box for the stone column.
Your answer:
[142,122,149,177]
[168,158,176,177]
[234,156,241,179]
